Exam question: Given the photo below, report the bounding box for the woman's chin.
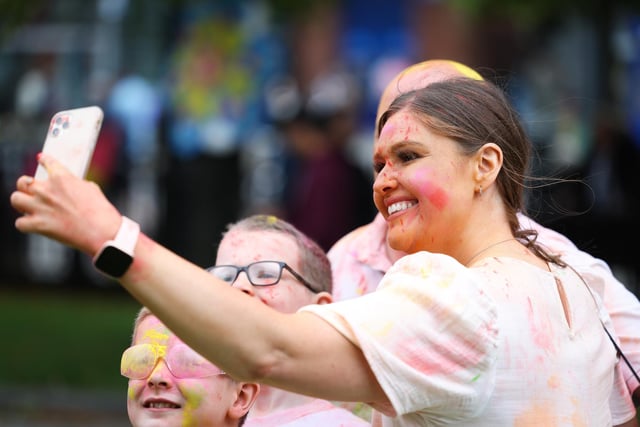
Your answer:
[387,233,411,254]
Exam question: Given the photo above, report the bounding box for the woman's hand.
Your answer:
[10,153,123,257]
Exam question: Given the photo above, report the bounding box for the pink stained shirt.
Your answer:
[519,215,640,398]
[329,213,640,395]
[243,398,370,427]
[304,252,623,425]
[328,212,639,422]
[328,213,392,302]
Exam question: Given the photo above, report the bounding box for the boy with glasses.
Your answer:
[122,306,260,427]
[209,214,368,426]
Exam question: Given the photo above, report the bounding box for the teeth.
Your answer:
[388,201,416,215]
[148,402,179,409]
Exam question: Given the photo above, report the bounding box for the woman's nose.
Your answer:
[373,168,397,194]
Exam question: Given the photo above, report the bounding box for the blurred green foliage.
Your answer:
[0,288,141,390]
[451,0,640,29]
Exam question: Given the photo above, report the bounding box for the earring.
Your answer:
[477,186,483,196]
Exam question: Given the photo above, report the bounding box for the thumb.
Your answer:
[38,152,72,177]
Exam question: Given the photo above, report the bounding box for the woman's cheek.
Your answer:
[407,170,449,211]
[423,184,449,210]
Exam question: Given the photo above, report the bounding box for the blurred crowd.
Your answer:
[0,0,639,293]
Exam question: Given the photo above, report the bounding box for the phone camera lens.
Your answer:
[62,121,70,129]
[55,117,62,125]
[52,127,60,137]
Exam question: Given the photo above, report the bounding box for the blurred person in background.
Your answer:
[11,54,79,285]
[263,2,374,251]
[570,113,640,283]
[124,306,259,427]
[160,4,271,267]
[107,73,162,239]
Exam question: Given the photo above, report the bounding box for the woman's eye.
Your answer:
[373,162,385,173]
[398,151,419,162]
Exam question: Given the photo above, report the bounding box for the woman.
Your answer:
[11,78,629,425]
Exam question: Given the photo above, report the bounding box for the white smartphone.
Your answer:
[34,105,104,180]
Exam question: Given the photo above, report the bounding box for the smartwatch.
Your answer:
[93,216,140,278]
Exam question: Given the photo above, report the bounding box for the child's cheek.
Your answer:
[181,384,208,427]
[127,380,143,401]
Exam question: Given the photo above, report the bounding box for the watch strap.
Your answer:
[109,216,139,257]
[92,216,140,277]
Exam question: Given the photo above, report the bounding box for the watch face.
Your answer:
[95,246,133,278]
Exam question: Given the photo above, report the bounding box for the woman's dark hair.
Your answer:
[378,77,564,266]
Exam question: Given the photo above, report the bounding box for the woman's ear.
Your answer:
[474,143,503,189]
[228,382,260,421]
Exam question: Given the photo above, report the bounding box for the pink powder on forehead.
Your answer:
[220,230,281,262]
[378,121,396,140]
[401,120,418,142]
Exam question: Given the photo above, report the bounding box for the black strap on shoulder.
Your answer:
[567,263,640,407]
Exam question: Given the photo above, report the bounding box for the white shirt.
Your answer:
[305,252,620,425]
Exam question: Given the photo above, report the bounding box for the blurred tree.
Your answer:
[0,0,48,41]
[449,0,640,107]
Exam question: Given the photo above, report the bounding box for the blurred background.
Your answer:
[0,0,639,425]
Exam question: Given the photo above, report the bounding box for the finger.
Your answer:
[10,189,35,215]
[38,153,72,177]
[14,213,54,238]
[14,212,37,233]
[16,175,34,193]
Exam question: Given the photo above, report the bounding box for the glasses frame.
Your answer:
[207,260,318,293]
[120,343,225,380]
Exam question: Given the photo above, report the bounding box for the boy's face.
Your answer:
[126,315,238,427]
[215,229,320,313]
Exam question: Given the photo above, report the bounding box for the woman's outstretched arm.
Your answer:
[11,154,385,405]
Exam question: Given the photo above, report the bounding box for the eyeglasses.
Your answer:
[207,260,318,293]
[121,343,224,380]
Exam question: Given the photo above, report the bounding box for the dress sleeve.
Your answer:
[301,252,499,421]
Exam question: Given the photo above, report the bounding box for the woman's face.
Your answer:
[372,109,476,255]
[126,315,237,427]
[215,230,319,313]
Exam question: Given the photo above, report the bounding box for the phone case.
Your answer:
[34,105,104,180]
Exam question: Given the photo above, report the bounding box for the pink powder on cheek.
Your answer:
[424,185,448,211]
[409,172,449,211]
[256,285,284,306]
